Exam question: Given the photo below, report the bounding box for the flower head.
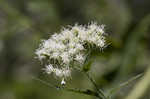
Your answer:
[35,22,106,84]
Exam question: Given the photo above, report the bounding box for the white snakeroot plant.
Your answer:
[35,22,106,85]
[35,22,142,99]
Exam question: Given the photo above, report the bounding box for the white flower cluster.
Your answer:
[35,22,106,84]
[45,64,71,78]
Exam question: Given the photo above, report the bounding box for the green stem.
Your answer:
[64,88,99,97]
[85,72,107,99]
[32,77,100,98]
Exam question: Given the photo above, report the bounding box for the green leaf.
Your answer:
[107,73,143,97]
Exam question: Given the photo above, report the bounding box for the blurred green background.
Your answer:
[0,0,150,99]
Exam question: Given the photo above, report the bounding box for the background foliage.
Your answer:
[0,0,150,99]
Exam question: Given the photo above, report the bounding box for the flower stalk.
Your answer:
[85,72,107,99]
